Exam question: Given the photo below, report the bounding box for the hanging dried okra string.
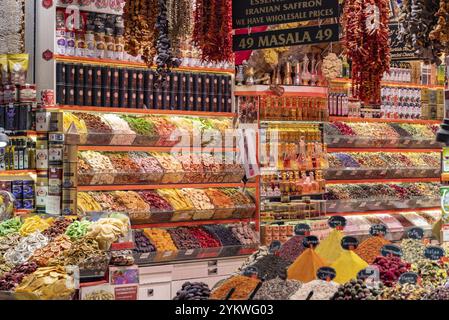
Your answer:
[167,0,193,55]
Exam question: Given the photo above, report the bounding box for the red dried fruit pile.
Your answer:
[372,255,411,287]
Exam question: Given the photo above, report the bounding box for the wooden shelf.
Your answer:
[328,148,442,153]
[330,116,442,125]
[0,170,38,176]
[327,207,440,217]
[132,218,256,229]
[332,78,445,90]
[234,85,328,97]
[77,182,257,192]
[327,177,440,184]
[77,146,238,152]
[44,105,237,118]
[53,55,234,74]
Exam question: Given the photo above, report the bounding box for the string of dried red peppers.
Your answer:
[342,0,391,104]
[193,0,233,63]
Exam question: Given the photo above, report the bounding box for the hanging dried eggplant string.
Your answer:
[154,0,181,87]
[167,0,193,56]
[193,0,233,63]
[342,0,390,104]
[397,0,444,64]
[123,0,158,65]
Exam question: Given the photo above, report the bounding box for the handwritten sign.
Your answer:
[398,272,419,285]
[424,246,445,261]
[407,227,424,240]
[328,216,347,229]
[369,224,388,237]
[341,236,359,250]
[381,244,403,257]
[294,223,311,236]
[316,267,337,281]
[303,235,319,249]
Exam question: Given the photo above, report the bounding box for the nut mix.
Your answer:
[332,279,384,300]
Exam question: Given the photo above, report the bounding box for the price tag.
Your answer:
[139,253,150,260]
[185,249,194,256]
[336,170,343,176]
[341,236,359,250]
[332,138,340,144]
[269,240,282,253]
[294,223,311,236]
[403,139,411,145]
[366,170,373,176]
[424,246,445,261]
[407,227,424,240]
[303,236,319,249]
[398,272,419,285]
[369,224,388,237]
[357,266,380,281]
[329,203,337,209]
[350,170,357,176]
[359,202,367,208]
[328,216,347,230]
[381,244,403,257]
[242,266,259,278]
[381,170,387,175]
[163,251,173,257]
[316,267,337,282]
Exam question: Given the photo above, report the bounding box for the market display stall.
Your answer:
[0,0,448,301]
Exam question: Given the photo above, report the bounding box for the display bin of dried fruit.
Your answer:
[343,216,372,242]
[170,209,195,222]
[367,214,405,242]
[230,204,256,219]
[325,167,441,180]
[325,135,442,149]
[400,212,432,238]
[222,164,245,183]
[192,208,216,221]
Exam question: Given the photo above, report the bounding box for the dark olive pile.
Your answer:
[331,279,384,300]
[251,254,290,281]
[173,281,211,300]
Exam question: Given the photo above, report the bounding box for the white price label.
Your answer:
[185,249,194,256]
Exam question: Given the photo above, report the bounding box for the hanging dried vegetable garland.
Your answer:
[342,0,390,104]
[167,0,193,55]
[154,0,181,87]
[429,0,449,52]
[397,0,445,64]
[193,0,233,63]
[123,0,158,65]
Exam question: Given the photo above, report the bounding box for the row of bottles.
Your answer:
[236,54,325,87]
[0,137,36,171]
[260,96,328,121]
[261,170,326,197]
[261,140,328,171]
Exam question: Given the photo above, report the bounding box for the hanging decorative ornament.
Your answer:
[342,0,391,104]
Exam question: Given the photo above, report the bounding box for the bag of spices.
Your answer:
[0,55,8,85]
[8,54,29,85]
